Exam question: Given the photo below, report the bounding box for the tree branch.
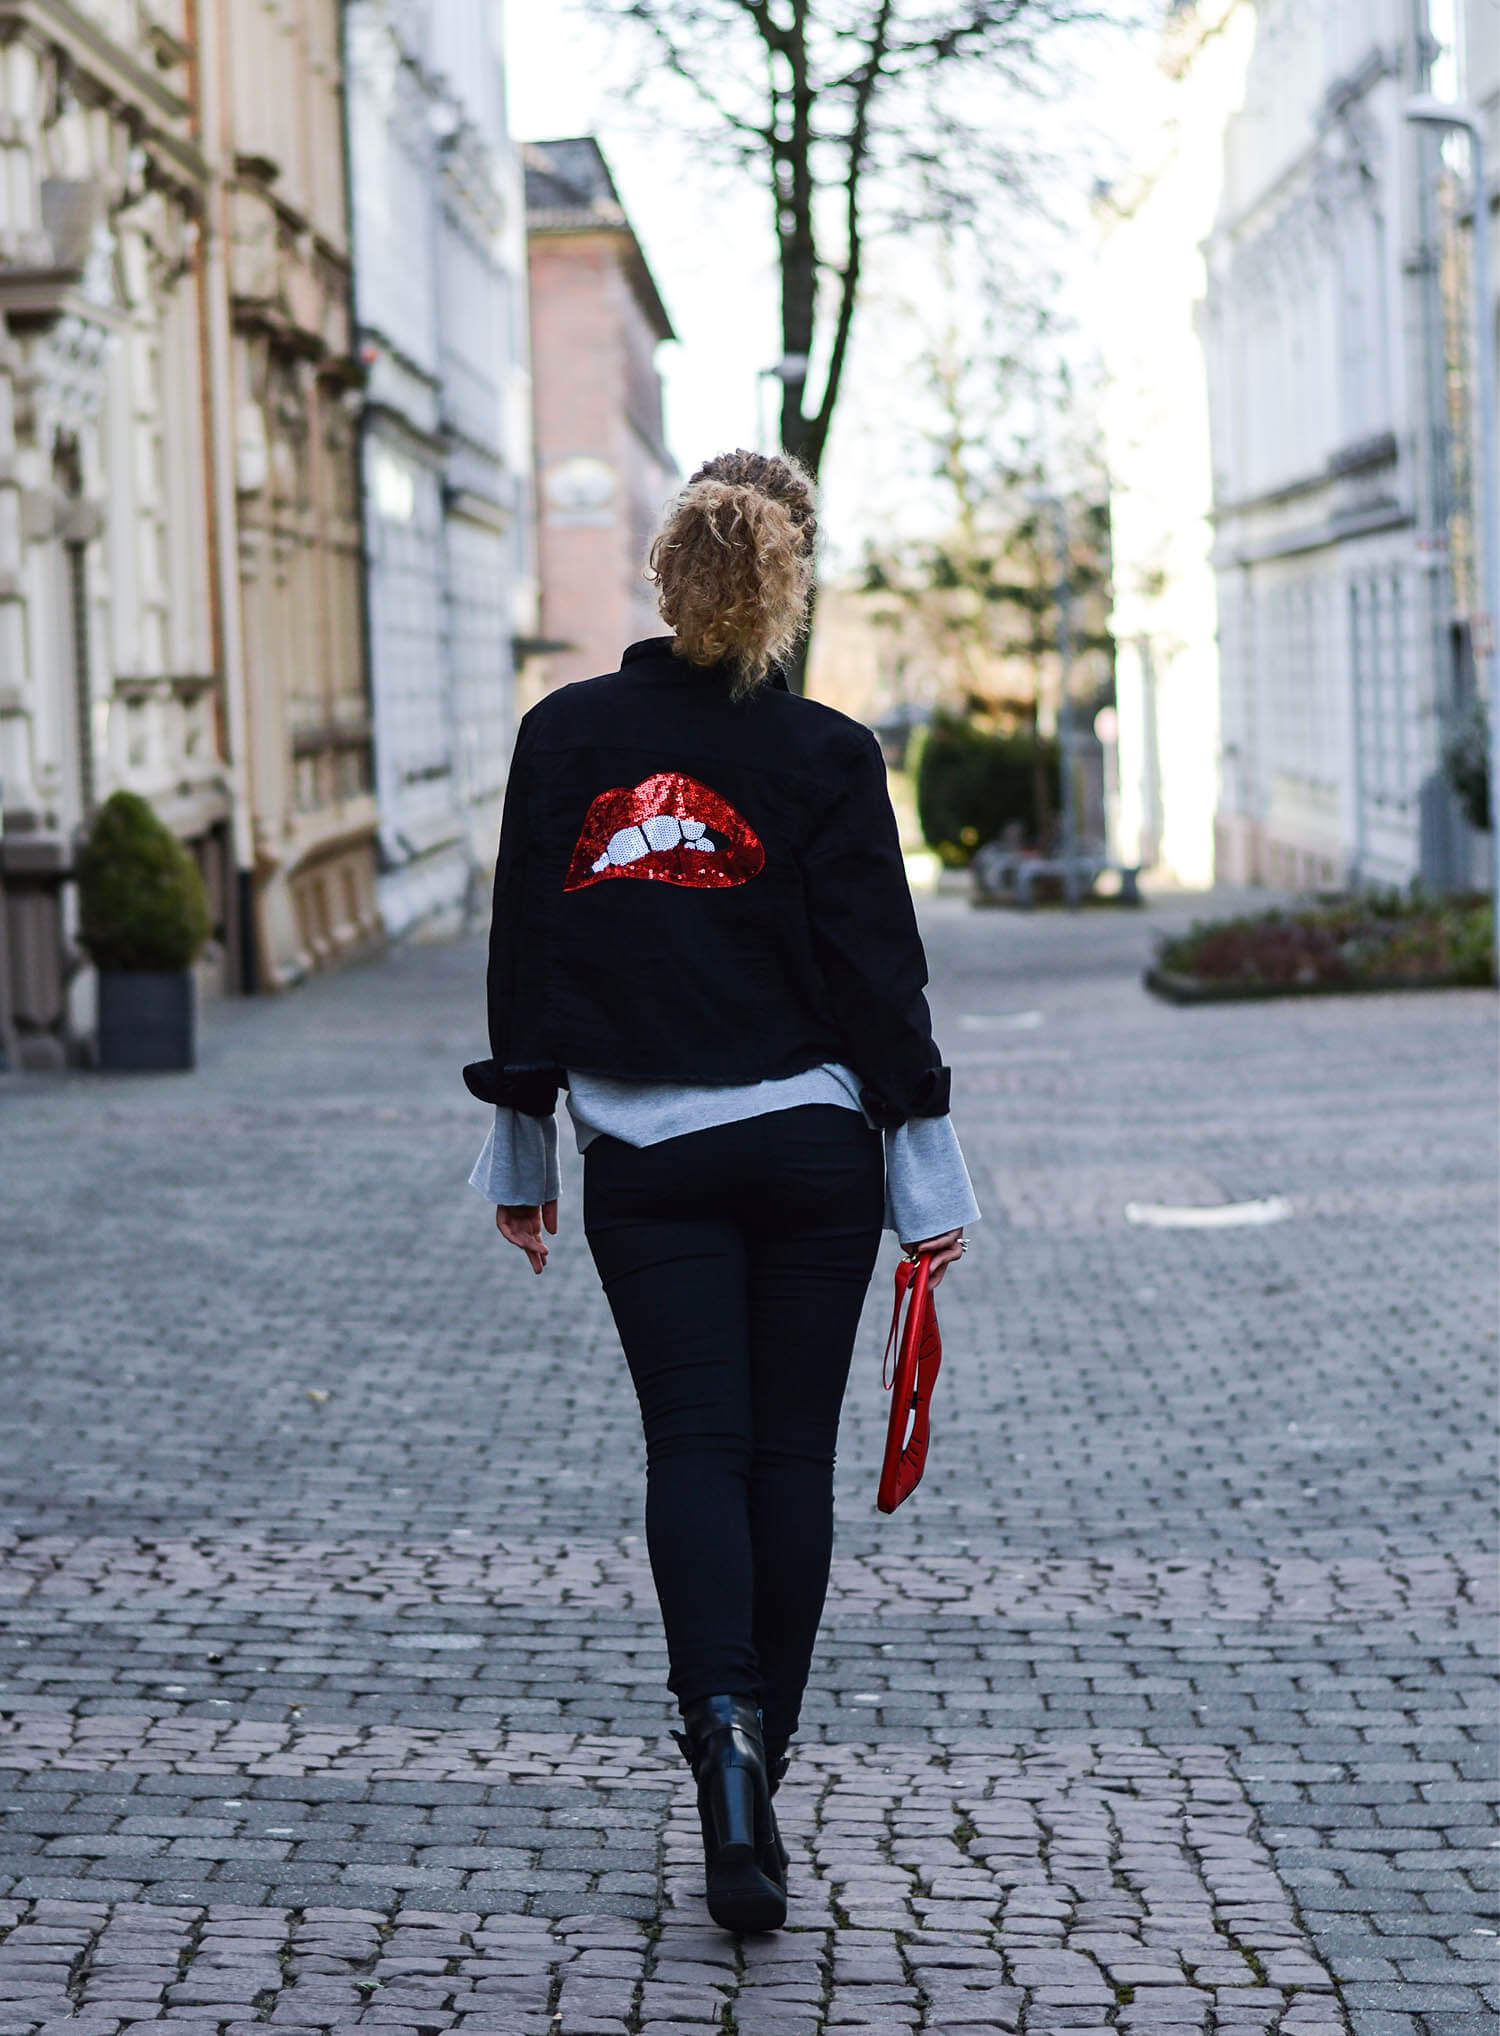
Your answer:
[733,0,795,56]
[607,2,775,147]
[581,0,1119,509]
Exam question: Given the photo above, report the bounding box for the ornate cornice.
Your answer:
[0,1,206,191]
[0,0,190,129]
[1211,499,1411,568]
[1212,431,1400,521]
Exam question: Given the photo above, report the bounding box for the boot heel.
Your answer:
[706,1844,786,1934]
[676,1695,788,1935]
[708,1761,756,1853]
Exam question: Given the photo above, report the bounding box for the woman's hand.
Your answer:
[903,1226,965,1288]
[496,1200,559,1275]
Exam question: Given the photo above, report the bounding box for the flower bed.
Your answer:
[1146,893,1494,1003]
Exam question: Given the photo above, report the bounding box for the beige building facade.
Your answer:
[0,0,225,1066]
[0,0,377,1068]
[213,0,377,985]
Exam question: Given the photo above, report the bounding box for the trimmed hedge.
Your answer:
[1152,891,1493,995]
[77,791,213,973]
[916,714,1060,867]
[1444,700,1491,833]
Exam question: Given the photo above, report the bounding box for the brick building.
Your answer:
[524,140,675,691]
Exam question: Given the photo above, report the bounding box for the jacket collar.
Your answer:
[620,637,790,692]
[621,636,681,667]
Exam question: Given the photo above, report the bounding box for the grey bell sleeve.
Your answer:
[468,1106,561,1207]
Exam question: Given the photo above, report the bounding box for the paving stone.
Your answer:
[0,903,1492,2032]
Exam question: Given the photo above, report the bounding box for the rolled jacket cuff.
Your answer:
[857,1063,951,1129]
[462,1059,564,1117]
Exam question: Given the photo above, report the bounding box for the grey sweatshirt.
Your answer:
[469,1061,980,1244]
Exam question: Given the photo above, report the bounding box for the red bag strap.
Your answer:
[883,1252,927,1390]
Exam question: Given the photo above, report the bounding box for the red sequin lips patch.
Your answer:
[564,772,765,892]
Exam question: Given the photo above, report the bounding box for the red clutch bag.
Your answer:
[877,1252,942,1513]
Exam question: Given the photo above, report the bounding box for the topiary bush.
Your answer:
[916,714,1060,866]
[1444,699,1491,832]
[77,791,213,973]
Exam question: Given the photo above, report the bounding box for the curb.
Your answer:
[1143,966,1493,1005]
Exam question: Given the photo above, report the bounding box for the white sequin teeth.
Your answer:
[593,816,717,873]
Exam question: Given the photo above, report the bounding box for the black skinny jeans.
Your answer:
[583,1104,885,1761]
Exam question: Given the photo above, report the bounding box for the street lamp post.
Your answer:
[1029,489,1082,909]
[1405,96,1500,926]
[1051,498,1081,910]
[756,355,811,454]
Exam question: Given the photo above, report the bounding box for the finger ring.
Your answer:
[958,1238,968,1254]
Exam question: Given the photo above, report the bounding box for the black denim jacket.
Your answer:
[463,638,951,1127]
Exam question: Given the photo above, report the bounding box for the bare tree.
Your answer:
[857,243,1115,836]
[586,0,1111,484]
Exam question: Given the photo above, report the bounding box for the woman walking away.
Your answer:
[464,449,979,1934]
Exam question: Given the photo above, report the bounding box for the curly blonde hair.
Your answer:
[647,450,817,697]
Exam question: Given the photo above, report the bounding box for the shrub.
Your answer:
[1157,891,1493,989]
[1444,700,1491,832]
[916,714,1060,866]
[77,791,213,972]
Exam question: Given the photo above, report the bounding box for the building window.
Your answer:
[1351,569,1412,817]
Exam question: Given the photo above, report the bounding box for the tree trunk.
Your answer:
[784,579,819,695]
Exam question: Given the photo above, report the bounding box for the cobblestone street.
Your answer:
[0,895,1495,2036]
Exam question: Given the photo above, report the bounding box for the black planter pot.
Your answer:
[96,969,196,1072]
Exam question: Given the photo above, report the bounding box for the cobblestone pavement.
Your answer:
[0,895,1494,2036]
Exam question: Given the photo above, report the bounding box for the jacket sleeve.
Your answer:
[803,729,951,1128]
[462,714,563,1117]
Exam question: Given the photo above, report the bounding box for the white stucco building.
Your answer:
[1101,0,1491,895]
[1098,0,1257,889]
[1200,0,1487,891]
[1465,0,1498,729]
[346,0,536,940]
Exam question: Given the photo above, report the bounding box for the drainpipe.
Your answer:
[1350,583,1367,887]
[1137,633,1163,870]
[1407,95,1500,940]
[1409,3,1460,891]
[189,0,258,991]
[339,0,381,943]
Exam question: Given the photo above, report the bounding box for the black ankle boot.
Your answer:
[762,1751,790,1892]
[674,1697,787,1933]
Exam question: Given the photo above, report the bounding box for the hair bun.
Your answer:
[647,451,817,694]
[686,449,816,552]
